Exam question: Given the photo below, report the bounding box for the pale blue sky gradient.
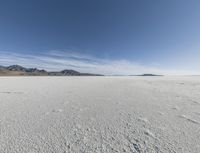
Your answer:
[0,0,200,74]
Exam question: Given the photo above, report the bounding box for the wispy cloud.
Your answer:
[0,50,196,75]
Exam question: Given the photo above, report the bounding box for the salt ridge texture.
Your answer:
[0,76,200,153]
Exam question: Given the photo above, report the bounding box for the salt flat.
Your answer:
[0,76,200,153]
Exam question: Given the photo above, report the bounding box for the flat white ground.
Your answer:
[0,76,200,153]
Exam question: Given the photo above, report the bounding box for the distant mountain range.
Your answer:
[136,74,163,76]
[0,65,164,76]
[0,65,102,76]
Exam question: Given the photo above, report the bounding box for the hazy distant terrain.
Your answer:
[0,76,200,153]
[0,65,101,76]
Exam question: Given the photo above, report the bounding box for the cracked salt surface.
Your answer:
[0,76,200,152]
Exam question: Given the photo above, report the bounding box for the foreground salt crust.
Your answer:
[0,76,200,153]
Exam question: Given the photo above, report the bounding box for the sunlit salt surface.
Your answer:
[0,76,200,153]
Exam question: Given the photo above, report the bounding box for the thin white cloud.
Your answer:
[0,50,197,75]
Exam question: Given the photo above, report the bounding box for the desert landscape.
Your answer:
[0,76,200,153]
[1,0,200,152]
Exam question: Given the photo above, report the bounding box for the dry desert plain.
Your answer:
[0,76,200,153]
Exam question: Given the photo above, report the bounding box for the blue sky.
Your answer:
[0,0,200,75]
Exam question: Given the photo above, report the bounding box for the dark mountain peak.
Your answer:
[7,65,27,71]
[6,65,48,73]
[138,74,163,76]
[61,69,81,76]
[26,68,47,73]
